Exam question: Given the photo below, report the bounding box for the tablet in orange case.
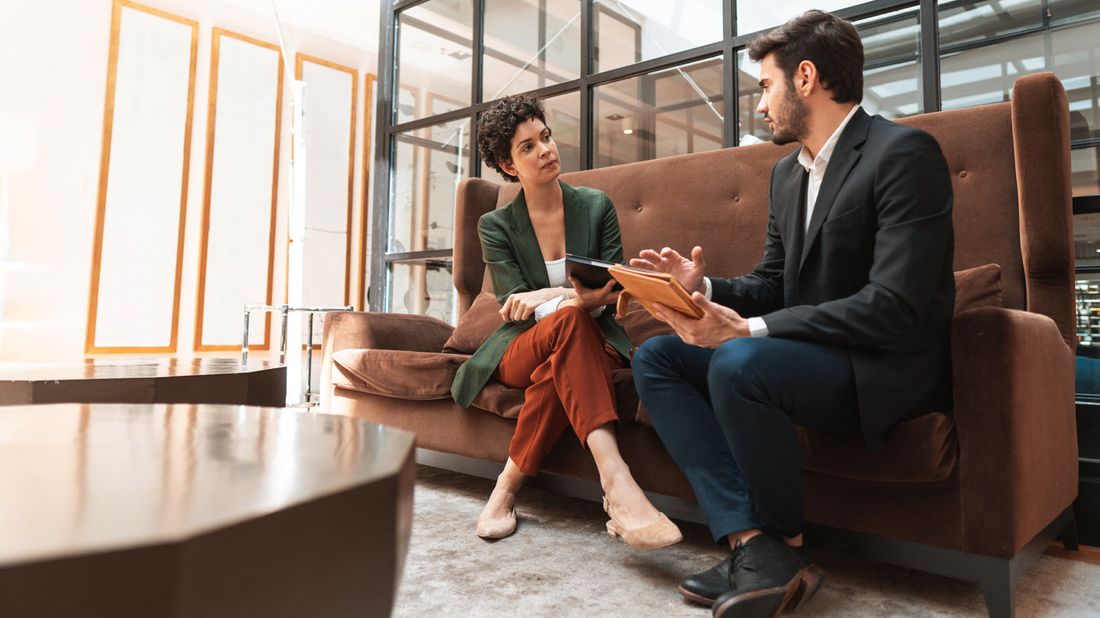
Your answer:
[610,264,704,319]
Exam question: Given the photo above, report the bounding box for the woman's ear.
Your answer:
[499,158,517,178]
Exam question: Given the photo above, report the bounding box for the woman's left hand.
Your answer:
[499,288,565,322]
[565,277,620,312]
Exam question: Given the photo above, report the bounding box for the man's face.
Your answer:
[756,54,809,146]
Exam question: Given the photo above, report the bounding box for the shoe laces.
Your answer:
[729,538,752,587]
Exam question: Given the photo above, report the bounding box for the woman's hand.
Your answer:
[499,288,566,322]
[562,277,620,312]
[629,246,707,294]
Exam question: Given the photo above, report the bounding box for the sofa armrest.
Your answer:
[952,306,1077,557]
[320,311,454,410]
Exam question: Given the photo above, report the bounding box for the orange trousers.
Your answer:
[494,305,623,476]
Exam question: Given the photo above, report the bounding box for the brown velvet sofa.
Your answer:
[321,72,1078,617]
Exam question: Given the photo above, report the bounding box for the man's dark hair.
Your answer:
[746,10,864,104]
[476,94,547,183]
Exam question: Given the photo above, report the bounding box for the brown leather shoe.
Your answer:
[603,496,683,550]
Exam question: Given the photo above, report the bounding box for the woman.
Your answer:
[451,94,682,550]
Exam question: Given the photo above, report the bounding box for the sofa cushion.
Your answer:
[637,387,956,483]
[470,382,525,418]
[332,349,465,400]
[333,348,527,418]
[616,300,674,349]
[796,413,957,483]
[443,290,504,354]
[955,264,1003,314]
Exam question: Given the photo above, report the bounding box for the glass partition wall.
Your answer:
[371,0,1100,332]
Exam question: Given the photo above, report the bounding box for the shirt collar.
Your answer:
[797,104,861,173]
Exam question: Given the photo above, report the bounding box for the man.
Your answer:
[630,9,954,618]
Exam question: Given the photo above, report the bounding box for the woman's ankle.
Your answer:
[599,462,634,492]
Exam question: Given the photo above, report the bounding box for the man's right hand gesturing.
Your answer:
[629,246,707,294]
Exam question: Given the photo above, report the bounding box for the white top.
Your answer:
[705,105,862,338]
[533,259,567,321]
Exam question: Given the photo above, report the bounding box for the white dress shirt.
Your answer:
[706,105,862,338]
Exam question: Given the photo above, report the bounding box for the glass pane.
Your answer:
[940,32,1045,110]
[593,0,722,73]
[735,0,860,37]
[1077,274,1100,395]
[594,56,723,167]
[938,0,1042,49]
[859,7,919,66]
[544,90,582,174]
[1053,21,1100,143]
[1074,147,1100,197]
[483,0,581,101]
[389,117,471,253]
[1050,0,1100,23]
[396,0,474,122]
[736,50,767,145]
[388,260,457,324]
[858,7,921,119]
[863,61,921,118]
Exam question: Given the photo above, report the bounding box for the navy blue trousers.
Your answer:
[632,335,861,541]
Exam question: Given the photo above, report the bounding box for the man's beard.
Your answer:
[769,84,809,146]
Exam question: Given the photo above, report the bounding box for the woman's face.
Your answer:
[500,117,560,185]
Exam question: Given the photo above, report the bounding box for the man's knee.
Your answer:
[632,335,683,375]
[708,338,775,400]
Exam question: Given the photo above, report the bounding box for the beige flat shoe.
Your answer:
[476,507,517,539]
[603,496,683,550]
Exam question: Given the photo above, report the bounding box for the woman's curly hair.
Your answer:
[477,94,547,183]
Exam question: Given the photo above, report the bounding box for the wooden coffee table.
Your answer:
[0,404,415,618]
[0,358,286,407]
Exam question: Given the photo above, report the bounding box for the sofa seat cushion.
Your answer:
[797,413,957,483]
[332,349,639,421]
[468,367,641,421]
[638,400,956,483]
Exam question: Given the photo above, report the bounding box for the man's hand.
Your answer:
[629,246,707,294]
[651,292,749,348]
[499,288,567,322]
[562,277,620,312]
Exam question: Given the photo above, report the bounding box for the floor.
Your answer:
[395,465,1100,617]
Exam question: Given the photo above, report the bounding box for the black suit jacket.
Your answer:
[711,109,955,447]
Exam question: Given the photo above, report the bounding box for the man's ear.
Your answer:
[796,60,818,96]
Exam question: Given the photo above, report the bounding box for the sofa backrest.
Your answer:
[453,72,1074,347]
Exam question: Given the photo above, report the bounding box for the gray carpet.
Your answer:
[395,466,1100,617]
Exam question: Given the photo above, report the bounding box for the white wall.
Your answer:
[0,0,378,362]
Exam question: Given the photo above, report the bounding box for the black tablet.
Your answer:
[565,254,621,289]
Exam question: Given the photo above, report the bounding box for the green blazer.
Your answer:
[450,181,632,408]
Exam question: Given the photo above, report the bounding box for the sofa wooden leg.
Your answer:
[978,559,1014,618]
[1058,510,1079,551]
